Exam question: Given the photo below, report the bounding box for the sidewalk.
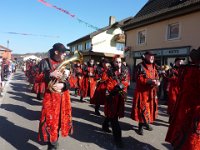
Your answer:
[0,73,13,105]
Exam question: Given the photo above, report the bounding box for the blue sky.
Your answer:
[0,0,148,54]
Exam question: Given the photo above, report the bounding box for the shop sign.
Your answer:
[163,47,188,56]
[133,50,162,57]
[133,47,189,58]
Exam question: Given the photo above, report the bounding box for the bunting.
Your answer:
[4,32,60,38]
[38,0,99,30]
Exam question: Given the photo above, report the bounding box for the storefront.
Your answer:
[129,46,190,100]
[132,46,190,67]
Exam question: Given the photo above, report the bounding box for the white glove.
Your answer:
[64,69,70,78]
[50,70,62,79]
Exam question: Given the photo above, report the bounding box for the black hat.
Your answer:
[190,48,200,62]
[144,51,157,56]
[174,57,185,62]
[52,43,68,52]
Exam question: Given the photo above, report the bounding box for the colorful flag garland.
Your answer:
[4,32,60,38]
[38,0,99,30]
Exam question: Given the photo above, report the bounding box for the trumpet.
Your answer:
[48,50,83,92]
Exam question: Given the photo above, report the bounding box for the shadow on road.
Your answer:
[7,91,41,106]
[153,118,169,127]
[71,120,114,149]
[12,73,27,81]
[162,142,173,150]
[71,119,158,150]
[1,104,41,121]
[0,116,39,150]
[123,136,159,150]
[72,106,105,125]
[9,82,29,93]
[71,105,157,149]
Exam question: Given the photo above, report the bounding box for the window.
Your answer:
[167,23,179,40]
[116,43,125,51]
[78,44,83,51]
[85,41,91,50]
[138,30,146,44]
[71,46,76,52]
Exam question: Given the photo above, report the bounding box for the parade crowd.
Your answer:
[0,58,17,97]
[23,43,200,150]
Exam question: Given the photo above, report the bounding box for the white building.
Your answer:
[67,16,131,62]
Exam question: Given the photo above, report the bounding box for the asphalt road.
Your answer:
[0,70,172,150]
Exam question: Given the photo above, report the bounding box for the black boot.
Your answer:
[80,97,84,102]
[95,110,101,116]
[74,89,78,97]
[37,93,44,100]
[115,139,124,148]
[95,105,101,116]
[111,118,123,148]
[145,123,153,131]
[102,126,111,133]
[47,141,59,150]
[138,123,144,135]
[102,117,111,133]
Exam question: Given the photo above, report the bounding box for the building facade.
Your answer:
[0,45,12,60]
[122,0,200,80]
[67,16,130,62]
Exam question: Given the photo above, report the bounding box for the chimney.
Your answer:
[109,16,116,26]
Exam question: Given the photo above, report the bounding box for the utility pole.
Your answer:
[7,40,9,48]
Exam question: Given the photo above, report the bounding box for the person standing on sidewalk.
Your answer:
[38,43,73,150]
[131,51,160,135]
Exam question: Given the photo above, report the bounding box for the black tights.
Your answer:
[103,117,122,142]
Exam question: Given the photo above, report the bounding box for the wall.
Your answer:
[126,11,200,52]
[92,27,124,55]
[125,11,200,89]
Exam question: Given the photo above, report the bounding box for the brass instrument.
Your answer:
[48,50,83,92]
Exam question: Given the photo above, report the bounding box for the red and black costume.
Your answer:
[73,63,83,96]
[166,66,179,118]
[25,60,32,82]
[165,64,200,150]
[102,63,129,146]
[32,63,40,93]
[131,61,159,134]
[90,61,109,115]
[34,59,47,100]
[38,57,72,143]
[68,63,77,89]
[26,60,38,91]
[79,61,96,102]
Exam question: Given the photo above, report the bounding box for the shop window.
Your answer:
[138,30,146,45]
[167,23,180,40]
[116,43,125,51]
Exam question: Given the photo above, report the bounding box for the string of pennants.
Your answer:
[38,0,99,30]
[4,32,60,38]
[3,0,99,38]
